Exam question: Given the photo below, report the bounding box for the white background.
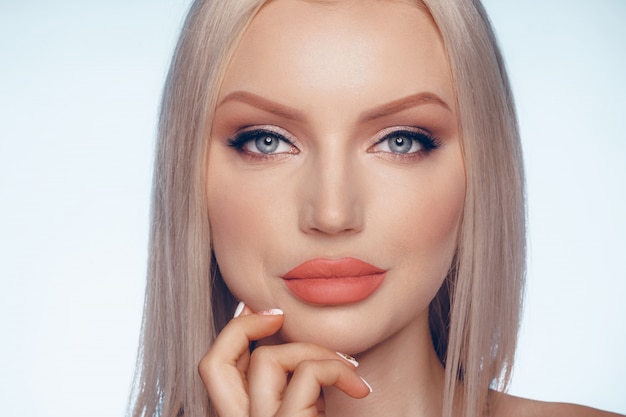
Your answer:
[0,1,624,416]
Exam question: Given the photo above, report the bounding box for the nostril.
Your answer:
[297,154,364,235]
[300,196,364,236]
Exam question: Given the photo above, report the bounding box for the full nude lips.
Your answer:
[281,257,386,305]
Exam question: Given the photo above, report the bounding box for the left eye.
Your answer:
[375,134,422,154]
[371,129,438,155]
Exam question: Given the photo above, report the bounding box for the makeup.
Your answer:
[282,257,386,305]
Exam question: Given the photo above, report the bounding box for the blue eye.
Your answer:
[384,134,422,154]
[227,128,298,155]
[251,134,282,154]
[371,129,440,155]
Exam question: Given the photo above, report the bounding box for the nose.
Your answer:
[298,152,364,235]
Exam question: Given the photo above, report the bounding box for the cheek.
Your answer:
[207,170,262,301]
[206,166,292,308]
[382,155,465,284]
[208,182,264,246]
[417,171,464,255]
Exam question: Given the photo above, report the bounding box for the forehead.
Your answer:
[218,0,454,113]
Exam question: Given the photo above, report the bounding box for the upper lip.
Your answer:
[281,257,385,279]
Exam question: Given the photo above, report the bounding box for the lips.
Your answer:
[281,257,386,305]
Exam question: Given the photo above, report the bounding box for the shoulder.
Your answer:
[490,392,624,417]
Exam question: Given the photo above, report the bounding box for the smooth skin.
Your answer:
[199,0,624,416]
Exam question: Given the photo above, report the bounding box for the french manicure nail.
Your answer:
[257,308,284,316]
[233,301,245,318]
[360,376,373,393]
[336,352,359,367]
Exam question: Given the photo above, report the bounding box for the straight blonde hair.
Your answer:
[128,1,525,416]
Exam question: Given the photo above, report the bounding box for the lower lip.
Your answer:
[283,273,386,305]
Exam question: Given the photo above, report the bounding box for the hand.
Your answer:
[198,302,372,417]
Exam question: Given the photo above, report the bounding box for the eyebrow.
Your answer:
[358,92,452,122]
[216,90,452,122]
[217,91,305,121]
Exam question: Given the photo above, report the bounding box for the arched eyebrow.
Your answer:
[358,92,452,122]
[216,90,452,121]
[216,91,305,121]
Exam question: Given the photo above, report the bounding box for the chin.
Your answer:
[275,304,412,356]
[278,326,378,356]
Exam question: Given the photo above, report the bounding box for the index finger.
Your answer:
[198,308,284,416]
[212,308,285,366]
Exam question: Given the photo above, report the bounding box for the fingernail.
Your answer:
[360,376,373,393]
[336,352,359,367]
[233,301,245,318]
[257,308,284,316]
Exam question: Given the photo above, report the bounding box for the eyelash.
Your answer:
[227,128,298,159]
[368,128,442,158]
[226,126,442,159]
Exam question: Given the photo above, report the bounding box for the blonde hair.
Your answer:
[128,1,525,416]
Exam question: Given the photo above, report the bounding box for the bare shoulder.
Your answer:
[490,391,624,417]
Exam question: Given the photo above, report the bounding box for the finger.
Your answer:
[234,303,255,374]
[198,306,284,417]
[203,307,284,369]
[276,360,371,417]
[247,344,362,417]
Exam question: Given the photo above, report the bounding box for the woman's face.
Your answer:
[207,0,465,354]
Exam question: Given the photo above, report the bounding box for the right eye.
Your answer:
[227,128,299,155]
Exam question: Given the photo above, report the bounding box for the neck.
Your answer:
[322,315,445,417]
